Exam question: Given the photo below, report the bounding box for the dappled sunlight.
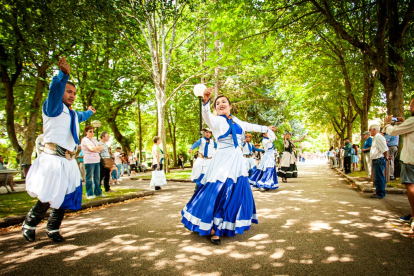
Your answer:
[1,163,413,274]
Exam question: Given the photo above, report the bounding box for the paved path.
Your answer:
[0,161,413,275]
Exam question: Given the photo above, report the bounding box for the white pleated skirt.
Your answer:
[26,153,81,209]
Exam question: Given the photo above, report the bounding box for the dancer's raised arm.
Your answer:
[201,87,224,133]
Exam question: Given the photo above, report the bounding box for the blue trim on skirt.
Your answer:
[249,166,278,189]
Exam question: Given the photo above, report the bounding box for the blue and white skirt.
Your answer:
[249,151,278,190]
[26,153,83,210]
[182,147,257,237]
[244,156,257,176]
[190,157,211,186]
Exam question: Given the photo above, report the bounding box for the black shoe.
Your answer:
[210,237,221,245]
[47,232,65,242]
[22,228,36,242]
[399,214,412,223]
[370,194,382,199]
[390,177,395,180]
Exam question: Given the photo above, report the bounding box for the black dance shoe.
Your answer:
[47,232,65,242]
[22,228,36,242]
[210,236,221,245]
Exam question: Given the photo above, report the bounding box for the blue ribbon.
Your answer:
[227,115,238,148]
[68,107,79,145]
[203,137,209,157]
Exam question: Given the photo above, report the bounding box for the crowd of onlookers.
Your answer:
[327,140,361,173]
[326,99,414,229]
[77,129,148,199]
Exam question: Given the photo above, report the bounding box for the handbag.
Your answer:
[101,158,114,169]
[149,170,167,187]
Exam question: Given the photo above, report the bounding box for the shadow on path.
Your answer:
[0,161,413,275]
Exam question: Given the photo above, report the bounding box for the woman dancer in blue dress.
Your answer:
[249,131,278,190]
[181,88,276,245]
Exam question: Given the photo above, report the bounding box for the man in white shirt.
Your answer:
[113,147,123,182]
[384,98,414,229]
[369,124,389,199]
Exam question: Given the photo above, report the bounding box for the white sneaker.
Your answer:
[86,195,96,200]
[98,194,108,197]
[410,217,414,231]
[118,178,123,182]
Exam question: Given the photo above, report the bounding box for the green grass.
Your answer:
[135,169,192,180]
[0,186,140,219]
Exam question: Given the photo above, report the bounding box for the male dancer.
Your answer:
[22,57,96,242]
[242,134,264,175]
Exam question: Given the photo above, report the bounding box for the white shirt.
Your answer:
[114,152,122,165]
[329,150,336,157]
[370,133,388,160]
[384,116,414,165]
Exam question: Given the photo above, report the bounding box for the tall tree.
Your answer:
[0,0,92,165]
[310,0,414,117]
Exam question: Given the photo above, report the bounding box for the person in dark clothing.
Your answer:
[342,138,353,174]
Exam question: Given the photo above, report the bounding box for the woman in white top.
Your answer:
[181,88,276,245]
[329,146,336,169]
[81,125,104,199]
[152,136,164,191]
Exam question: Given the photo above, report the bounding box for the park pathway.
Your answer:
[0,161,413,276]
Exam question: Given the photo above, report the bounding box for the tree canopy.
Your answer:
[1,0,414,167]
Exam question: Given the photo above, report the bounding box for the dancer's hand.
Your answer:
[58,57,70,75]
[268,125,276,131]
[203,87,213,104]
[88,106,96,114]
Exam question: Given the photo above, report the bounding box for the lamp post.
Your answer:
[92,120,102,140]
[193,84,206,139]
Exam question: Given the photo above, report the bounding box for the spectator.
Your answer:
[99,131,114,193]
[384,132,399,180]
[128,151,138,176]
[361,131,372,178]
[113,147,123,182]
[178,154,185,170]
[351,144,359,171]
[384,98,414,229]
[152,136,164,191]
[335,147,340,168]
[328,147,336,169]
[342,138,352,174]
[369,124,389,199]
[77,146,86,183]
[120,152,130,177]
[0,155,16,192]
[110,164,119,185]
[81,125,104,199]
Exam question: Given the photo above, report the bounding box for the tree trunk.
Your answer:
[2,65,23,158]
[20,65,48,164]
[383,65,404,117]
[107,110,131,154]
[155,86,169,173]
[138,98,143,162]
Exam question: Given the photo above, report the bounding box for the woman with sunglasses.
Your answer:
[81,125,104,199]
